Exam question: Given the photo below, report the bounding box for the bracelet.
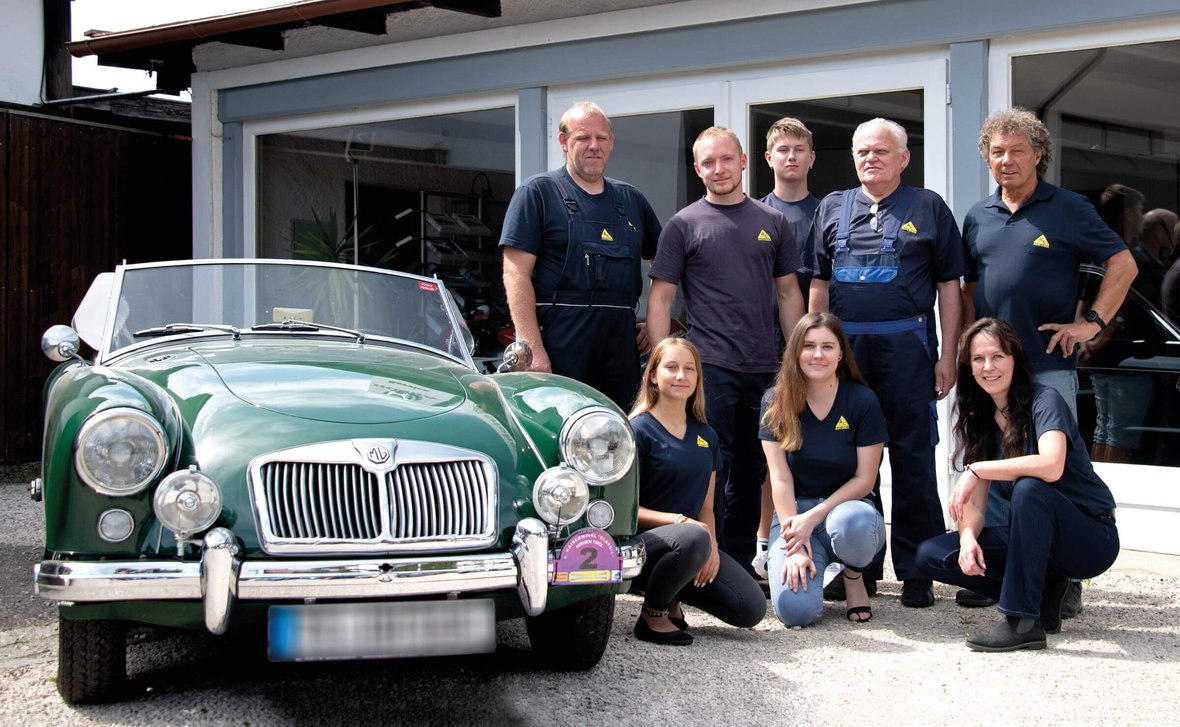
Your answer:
[964,464,976,476]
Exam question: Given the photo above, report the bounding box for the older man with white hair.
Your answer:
[809,117,967,608]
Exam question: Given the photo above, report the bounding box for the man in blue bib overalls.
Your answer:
[809,118,967,608]
[501,102,662,410]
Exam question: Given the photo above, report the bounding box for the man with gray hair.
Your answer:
[809,117,967,608]
[500,101,662,410]
[957,106,1137,620]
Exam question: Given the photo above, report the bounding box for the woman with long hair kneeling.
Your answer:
[918,317,1119,651]
[760,312,887,626]
[628,337,766,645]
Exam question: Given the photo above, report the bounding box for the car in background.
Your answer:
[33,259,644,704]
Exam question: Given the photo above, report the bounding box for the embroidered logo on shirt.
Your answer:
[600,229,614,241]
[756,229,773,242]
[696,435,709,448]
[1033,234,1050,248]
[834,416,851,431]
[902,221,918,234]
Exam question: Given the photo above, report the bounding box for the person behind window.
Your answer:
[627,337,766,646]
[759,312,887,626]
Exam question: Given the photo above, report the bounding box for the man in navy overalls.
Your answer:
[500,102,662,410]
[809,118,967,608]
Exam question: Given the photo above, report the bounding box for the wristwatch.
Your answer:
[1084,309,1107,339]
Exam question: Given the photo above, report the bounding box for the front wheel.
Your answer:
[524,593,615,671]
[57,616,126,704]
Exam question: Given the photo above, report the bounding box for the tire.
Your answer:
[524,593,615,671]
[57,616,126,704]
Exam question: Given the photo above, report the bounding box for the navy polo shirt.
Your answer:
[810,186,966,322]
[963,180,1128,373]
[632,412,722,518]
[758,381,887,500]
[985,385,1116,517]
[760,192,819,298]
[499,167,662,294]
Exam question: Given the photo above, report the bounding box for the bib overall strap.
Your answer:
[835,189,856,253]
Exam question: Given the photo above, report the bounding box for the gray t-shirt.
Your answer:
[649,196,802,372]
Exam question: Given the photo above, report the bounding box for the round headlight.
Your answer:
[585,500,615,530]
[153,467,222,536]
[76,408,168,495]
[558,407,635,485]
[97,509,134,542]
[532,466,589,525]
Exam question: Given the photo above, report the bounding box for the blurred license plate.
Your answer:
[268,600,495,662]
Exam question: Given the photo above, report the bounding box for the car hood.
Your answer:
[119,339,468,424]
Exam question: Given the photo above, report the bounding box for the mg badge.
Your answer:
[367,445,391,465]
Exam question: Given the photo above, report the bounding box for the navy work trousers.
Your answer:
[537,304,639,411]
[848,328,944,581]
[702,363,773,572]
[916,478,1119,618]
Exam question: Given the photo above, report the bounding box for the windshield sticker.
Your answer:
[418,281,439,293]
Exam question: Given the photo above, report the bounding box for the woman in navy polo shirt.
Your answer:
[920,318,1119,651]
[760,312,887,626]
[628,337,766,646]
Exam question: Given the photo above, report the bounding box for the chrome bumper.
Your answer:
[34,519,645,634]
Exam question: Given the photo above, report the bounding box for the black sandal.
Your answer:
[843,570,873,623]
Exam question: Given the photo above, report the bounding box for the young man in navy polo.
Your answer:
[809,117,967,608]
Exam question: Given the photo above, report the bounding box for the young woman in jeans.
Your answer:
[760,312,887,626]
[628,337,766,645]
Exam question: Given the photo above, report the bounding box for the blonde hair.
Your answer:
[761,312,865,451]
[629,337,708,423]
[692,126,743,162]
[766,117,813,151]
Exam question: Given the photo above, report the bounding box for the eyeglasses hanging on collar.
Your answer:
[869,202,880,233]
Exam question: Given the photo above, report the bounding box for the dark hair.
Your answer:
[953,318,1037,468]
[762,312,866,451]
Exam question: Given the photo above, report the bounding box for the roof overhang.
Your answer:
[67,0,502,94]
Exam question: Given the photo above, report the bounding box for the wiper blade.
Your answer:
[134,323,241,339]
[252,319,366,343]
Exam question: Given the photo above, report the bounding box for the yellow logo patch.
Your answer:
[834,416,850,431]
[757,229,773,242]
[901,221,918,234]
[600,229,614,241]
[1033,234,1049,248]
[696,435,709,448]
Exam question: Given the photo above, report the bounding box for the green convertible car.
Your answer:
[33,259,644,704]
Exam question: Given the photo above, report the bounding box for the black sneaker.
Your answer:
[955,588,997,608]
[966,617,1047,652]
[1060,581,1083,619]
[901,578,935,608]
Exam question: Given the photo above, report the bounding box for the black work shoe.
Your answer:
[955,588,997,608]
[1060,580,1083,619]
[900,579,935,608]
[823,572,878,601]
[966,617,1047,652]
[634,617,693,646]
[1040,575,1069,635]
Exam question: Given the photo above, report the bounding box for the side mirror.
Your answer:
[497,341,533,373]
[41,325,82,362]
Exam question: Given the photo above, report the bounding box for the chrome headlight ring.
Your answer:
[532,466,590,526]
[558,406,636,485]
[75,408,168,496]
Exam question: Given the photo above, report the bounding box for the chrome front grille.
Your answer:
[250,440,498,554]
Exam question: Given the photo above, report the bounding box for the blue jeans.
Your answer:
[1033,368,1079,422]
[768,497,885,627]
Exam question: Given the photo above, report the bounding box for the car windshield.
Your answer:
[96,260,474,364]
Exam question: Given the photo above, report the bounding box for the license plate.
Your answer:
[553,528,622,585]
[268,600,495,662]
